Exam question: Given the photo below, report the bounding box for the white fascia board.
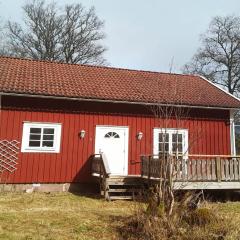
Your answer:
[197,75,240,104]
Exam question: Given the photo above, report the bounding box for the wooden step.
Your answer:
[109,196,133,200]
[108,188,141,193]
[106,182,142,187]
[107,176,142,182]
[98,175,144,200]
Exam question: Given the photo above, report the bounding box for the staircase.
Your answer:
[101,176,144,200]
[91,153,144,200]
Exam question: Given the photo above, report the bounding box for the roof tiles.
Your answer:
[0,56,239,109]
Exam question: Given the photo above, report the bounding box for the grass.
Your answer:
[0,192,240,239]
[0,192,135,240]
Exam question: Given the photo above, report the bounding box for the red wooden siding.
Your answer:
[0,96,231,183]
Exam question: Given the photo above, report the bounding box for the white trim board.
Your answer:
[174,181,240,190]
[198,75,240,104]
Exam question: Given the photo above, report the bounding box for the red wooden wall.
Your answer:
[0,96,231,183]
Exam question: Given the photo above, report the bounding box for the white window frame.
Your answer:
[21,122,62,153]
[153,128,189,158]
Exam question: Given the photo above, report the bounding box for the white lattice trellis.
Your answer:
[0,140,20,173]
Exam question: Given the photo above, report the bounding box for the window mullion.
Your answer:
[40,128,43,148]
[169,132,172,155]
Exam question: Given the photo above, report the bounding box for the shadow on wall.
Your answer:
[68,154,100,197]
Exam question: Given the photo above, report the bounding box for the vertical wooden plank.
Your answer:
[211,159,216,181]
[238,158,240,180]
[187,158,191,180]
[234,158,238,181]
[191,159,195,180]
[206,159,212,180]
[225,160,229,181]
[196,159,201,180]
[202,159,206,181]
[221,159,225,181]
[216,157,221,182]
[229,158,234,181]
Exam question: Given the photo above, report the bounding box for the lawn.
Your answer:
[0,192,240,240]
[0,192,135,240]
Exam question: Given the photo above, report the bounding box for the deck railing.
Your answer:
[140,155,240,182]
[91,153,111,178]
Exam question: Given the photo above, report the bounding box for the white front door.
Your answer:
[95,126,129,175]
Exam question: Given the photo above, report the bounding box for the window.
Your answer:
[21,123,62,153]
[104,132,120,138]
[153,128,188,158]
[235,125,240,155]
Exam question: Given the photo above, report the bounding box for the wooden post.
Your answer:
[216,156,221,182]
[140,156,143,177]
[148,156,151,181]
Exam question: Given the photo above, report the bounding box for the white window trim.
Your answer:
[21,122,62,153]
[153,128,189,158]
[230,110,236,156]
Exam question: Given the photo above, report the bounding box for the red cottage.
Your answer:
[0,56,240,197]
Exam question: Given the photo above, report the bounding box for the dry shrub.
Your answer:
[183,207,216,226]
[120,193,237,240]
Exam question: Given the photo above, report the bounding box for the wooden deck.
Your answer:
[141,155,240,190]
[91,154,240,200]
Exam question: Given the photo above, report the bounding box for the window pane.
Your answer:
[159,143,163,152]
[43,135,54,140]
[30,134,41,140]
[29,141,41,147]
[159,143,169,152]
[172,134,177,143]
[172,143,177,152]
[30,128,41,134]
[178,134,182,143]
[165,143,169,152]
[43,128,54,134]
[159,133,169,142]
[104,132,120,138]
[178,144,183,153]
[159,133,163,142]
[235,125,240,155]
[165,133,169,142]
[42,141,54,147]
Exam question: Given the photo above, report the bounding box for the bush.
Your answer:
[183,207,216,226]
[120,204,236,240]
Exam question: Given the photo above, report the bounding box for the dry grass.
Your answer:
[0,192,134,240]
[0,192,240,239]
[120,200,240,240]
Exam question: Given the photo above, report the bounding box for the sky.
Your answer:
[0,0,240,73]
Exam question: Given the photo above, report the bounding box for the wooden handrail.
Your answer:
[141,154,240,158]
[101,152,111,175]
[91,153,110,177]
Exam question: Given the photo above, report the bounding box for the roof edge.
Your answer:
[0,55,193,77]
[198,75,240,104]
[0,91,238,111]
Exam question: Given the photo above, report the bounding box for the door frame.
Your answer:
[95,125,129,176]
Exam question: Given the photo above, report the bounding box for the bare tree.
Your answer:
[183,15,240,95]
[0,16,7,56]
[144,77,203,218]
[5,0,107,65]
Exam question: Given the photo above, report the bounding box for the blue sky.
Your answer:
[0,0,240,73]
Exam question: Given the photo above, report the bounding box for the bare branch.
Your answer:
[183,15,240,95]
[3,0,107,65]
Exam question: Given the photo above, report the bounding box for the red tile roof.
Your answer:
[0,56,239,109]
